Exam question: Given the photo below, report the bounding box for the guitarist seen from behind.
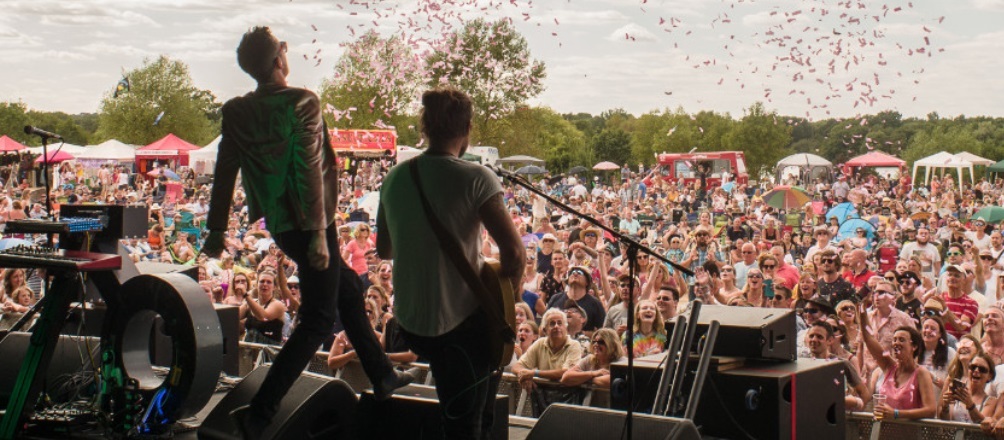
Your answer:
[377,87,525,440]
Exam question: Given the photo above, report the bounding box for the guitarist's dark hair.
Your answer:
[420,87,472,143]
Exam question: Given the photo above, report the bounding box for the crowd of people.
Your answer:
[5,142,1004,433]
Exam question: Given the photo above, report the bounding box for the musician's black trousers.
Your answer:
[249,225,393,422]
[401,310,500,440]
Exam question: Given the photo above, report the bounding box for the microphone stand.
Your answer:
[492,166,692,440]
[41,136,52,221]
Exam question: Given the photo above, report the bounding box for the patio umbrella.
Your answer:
[515,165,547,175]
[972,206,1004,224]
[568,166,588,174]
[357,191,380,217]
[826,202,859,224]
[720,182,736,193]
[761,185,812,210]
[910,211,935,222]
[593,161,619,171]
[836,218,877,245]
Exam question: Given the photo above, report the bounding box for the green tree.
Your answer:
[96,55,220,145]
[0,102,30,144]
[591,128,632,166]
[499,107,588,171]
[426,18,546,147]
[723,102,791,179]
[319,30,424,134]
[24,111,92,146]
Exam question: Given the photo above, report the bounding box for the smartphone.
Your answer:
[764,279,775,299]
[952,378,965,391]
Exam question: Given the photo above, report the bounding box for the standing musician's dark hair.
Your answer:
[420,87,473,143]
[237,26,280,82]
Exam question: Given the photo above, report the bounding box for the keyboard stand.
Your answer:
[0,270,81,439]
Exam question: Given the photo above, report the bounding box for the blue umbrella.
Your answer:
[826,202,859,224]
[836,218,876,249]
[721,181,735,193]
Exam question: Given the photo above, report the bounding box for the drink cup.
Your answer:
[873,394,887,420]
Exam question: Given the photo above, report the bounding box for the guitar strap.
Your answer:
[407,159,515,341]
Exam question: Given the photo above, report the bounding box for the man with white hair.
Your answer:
[512,309,584,392]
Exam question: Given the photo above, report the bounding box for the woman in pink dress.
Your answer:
[860,303,937,420]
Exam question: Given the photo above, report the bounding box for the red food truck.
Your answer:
[654,151,749,187]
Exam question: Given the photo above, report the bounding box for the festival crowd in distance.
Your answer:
[6,154,1004,432]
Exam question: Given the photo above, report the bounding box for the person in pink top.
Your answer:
[341,223,373,275]
[860,303,937,420]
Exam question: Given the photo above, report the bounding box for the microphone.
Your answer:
[23,125,62,140]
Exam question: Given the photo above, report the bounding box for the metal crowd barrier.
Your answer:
[847,412,995,440]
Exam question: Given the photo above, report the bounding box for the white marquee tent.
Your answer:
[188,135,221,175]
[911,151,974,188]
[75,139,136,162]
[774,153,833,184]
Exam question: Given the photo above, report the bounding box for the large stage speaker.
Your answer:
[152,304,240,376]
[354,384,509,440]
[0,332,100,407]
[611,357,845,440]
[526,404,700,440]
[667,305,796,361]
[198,365,357,440]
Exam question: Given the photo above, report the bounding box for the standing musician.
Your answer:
[377,87,525,439]
[203,26,410,440]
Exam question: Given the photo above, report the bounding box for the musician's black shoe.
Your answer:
[230,404,267,440]
[373,369,415,401]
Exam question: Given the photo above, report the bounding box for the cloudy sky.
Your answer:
[0,0,1001,121]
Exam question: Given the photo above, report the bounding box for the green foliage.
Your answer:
[426,18,546,147]
[24,111,92,146]
[722,103,792,177]
[96,55,220,146]
[498,107,589,171]
[319,30,424,134]
[0,102,30,144]
[591,128,632,166]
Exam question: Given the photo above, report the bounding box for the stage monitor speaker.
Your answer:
[666,305,796,361]
[611,357,845,440]
[526,404,700,440]
[198,365,357,440]
[355,384,509,440]
[152,304,239,376]
[0,332,100,408]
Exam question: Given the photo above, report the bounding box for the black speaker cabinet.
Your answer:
[198,365,357,440]
[612,357,845,440]
[667,305,796,361]
[527,404,701,440]
[152,304,240,376]
[0,332,100,407]
[354,384,509,440]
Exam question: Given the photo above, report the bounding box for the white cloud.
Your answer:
[608,23,657,42]
[972,0,1004,11]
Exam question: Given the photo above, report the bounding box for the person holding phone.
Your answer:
[939,353,995,423]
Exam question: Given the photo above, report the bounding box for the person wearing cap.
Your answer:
[895,271,924,324]
[545,266,605,333]
[795,296,834,357]
[938,264,980,339]
[536,233,558,275]
[967,217,992,252]
[561,300,590,352]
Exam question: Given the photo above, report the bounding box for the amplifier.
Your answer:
[355,384,509,440]
[667,305,796,361]
[611,357,845,440]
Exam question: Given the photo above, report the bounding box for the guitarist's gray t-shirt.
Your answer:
[380,155,502,337]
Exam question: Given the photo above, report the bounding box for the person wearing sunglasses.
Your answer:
[939,264,980,340]
[817,249,856,306]
[545,266,606,333]
[860,302,938,421]
[966,217,991,252]
[895,271,924,324]
[560,328,625,389]
[939,353,996,423]
[860,281,916,376]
